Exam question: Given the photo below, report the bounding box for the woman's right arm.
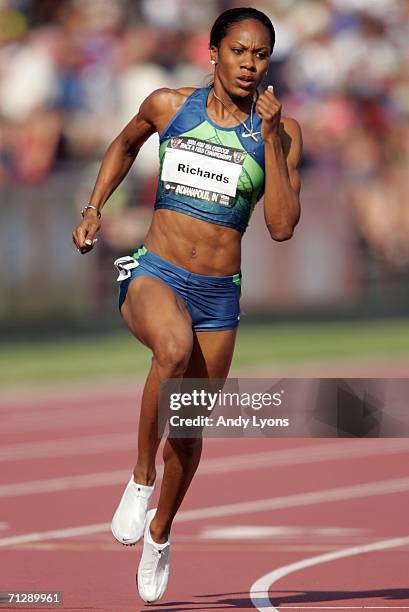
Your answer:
[72,89,171,254]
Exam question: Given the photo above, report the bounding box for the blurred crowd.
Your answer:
[1,0,409,266]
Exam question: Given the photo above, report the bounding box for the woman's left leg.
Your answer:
[149,327,238,543]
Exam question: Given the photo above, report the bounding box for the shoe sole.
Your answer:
[136,573,165,604]
[111,525,143,546]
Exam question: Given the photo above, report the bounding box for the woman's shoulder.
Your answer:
[138,87,200,130]
[139,87,198,125]
[145,87,198,112]
[138,87,203,134]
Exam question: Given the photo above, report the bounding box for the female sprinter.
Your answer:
[72,6,302,604]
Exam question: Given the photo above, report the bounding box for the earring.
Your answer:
[210,59,215,65]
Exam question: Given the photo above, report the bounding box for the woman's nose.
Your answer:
[241,53,256,70]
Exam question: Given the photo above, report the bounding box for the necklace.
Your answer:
[212,90,259,143]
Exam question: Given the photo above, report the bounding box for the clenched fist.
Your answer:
[72,210,100,254]
[256,85,282,142]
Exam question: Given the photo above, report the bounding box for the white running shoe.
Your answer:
[111,476,155,545]
[137,508,170,603]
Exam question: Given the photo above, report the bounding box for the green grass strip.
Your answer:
[1,319,409,387]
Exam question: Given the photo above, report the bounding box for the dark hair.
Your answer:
[210,7,275,54]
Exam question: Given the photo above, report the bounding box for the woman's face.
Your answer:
[211,19,271,98]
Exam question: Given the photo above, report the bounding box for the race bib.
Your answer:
[161,137,246,207]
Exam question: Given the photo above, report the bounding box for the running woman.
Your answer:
[72,7,302,604]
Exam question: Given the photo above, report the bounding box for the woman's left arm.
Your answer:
[256,86,302,241]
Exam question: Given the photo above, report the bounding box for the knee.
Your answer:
[154,336,192,378]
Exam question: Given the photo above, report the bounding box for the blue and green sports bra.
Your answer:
[154,87,266,234]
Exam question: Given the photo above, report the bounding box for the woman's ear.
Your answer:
[209,46,218,66]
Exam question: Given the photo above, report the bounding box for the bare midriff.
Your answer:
[144,209,242,276]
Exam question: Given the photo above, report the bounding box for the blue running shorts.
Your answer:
[116,246,241,331]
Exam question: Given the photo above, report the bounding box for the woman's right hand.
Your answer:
[72,212,101,254]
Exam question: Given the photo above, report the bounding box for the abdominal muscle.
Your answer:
[143,209,242,276]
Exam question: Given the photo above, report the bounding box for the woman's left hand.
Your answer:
[256,85,282,142]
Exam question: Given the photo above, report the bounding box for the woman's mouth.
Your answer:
[236,76,256,89]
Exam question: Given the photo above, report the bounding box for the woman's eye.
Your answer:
[257,52,268,59]
[232,48,243,54]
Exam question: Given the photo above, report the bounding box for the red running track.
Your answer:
[1,380,409,612]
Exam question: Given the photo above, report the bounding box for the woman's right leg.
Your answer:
[120,274,194,485]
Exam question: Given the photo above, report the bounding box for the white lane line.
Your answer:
[176,477,409,521]
[2,471,409,504]
[250,535,409,612]
[3,437,408,463]
[0,524,108,548]
[0,470,130,497]
[1,477,409,547]
[198,440,409,475]
[2,437,409,497]
[0,433,138,462]
[2,437,408,463]
[2,438,409,484]
[200,526,368,540]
